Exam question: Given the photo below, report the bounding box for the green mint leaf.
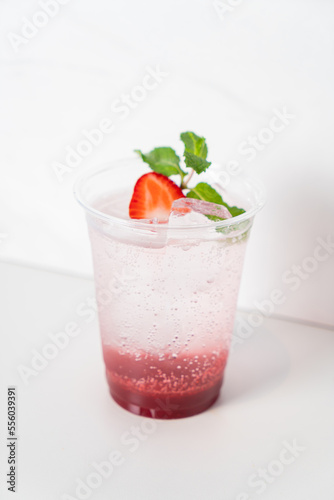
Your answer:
[180,132,211,174]
[225,205,246,218]
[184,151,211,174]
[135,148,186,178]
[187,182,246,218]
[180,131,208,159]
[187,182,223,204]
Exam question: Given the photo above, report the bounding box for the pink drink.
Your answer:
[89,199,247,418]
[75,160,263,418]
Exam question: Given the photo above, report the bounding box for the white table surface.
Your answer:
[1,261,333,500]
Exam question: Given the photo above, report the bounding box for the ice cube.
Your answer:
[168,209,209,227]
[170,198,232,222]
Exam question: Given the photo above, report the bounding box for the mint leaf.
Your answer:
[135,148,186,178]
[184,152,211,174]
[180,131,208,159]
[224,205,246,218]
[181,131,211,174]
[187,182,223,204]
[187,182,245,218]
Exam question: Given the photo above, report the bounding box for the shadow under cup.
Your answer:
[74,159,265,419]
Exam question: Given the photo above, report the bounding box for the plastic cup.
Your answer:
[74,159,265,419]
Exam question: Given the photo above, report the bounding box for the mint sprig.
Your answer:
[135,132,245,219]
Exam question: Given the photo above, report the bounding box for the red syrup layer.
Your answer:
[103,346,228,419]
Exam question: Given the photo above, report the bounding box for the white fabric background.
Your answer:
[0,0,333,326]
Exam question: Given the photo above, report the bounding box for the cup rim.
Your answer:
[73,159,266,231]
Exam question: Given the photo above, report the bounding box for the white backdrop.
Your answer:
[0,0,333,327]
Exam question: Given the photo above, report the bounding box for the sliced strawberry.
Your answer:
[129,172,185,221]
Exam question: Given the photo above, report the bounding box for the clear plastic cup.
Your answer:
[74,159,265,419]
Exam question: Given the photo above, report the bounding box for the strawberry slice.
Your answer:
[129,172,185,221]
